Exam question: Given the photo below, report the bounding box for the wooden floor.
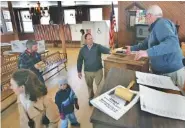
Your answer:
[1,47,108,128]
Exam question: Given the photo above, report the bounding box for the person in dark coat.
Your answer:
[18,40,45,84]
[55,78,80,128]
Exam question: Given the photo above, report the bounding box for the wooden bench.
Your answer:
[42,51,67,81]
[39,50,49,60]
[1,54,18,112]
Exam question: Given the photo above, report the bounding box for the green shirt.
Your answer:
[77,43,110,72]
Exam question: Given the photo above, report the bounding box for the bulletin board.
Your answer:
[11,40,27,52]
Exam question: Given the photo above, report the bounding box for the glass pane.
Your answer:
[64,9,76,24]
[90,8,102,21]
[23,22,33,32]
[5,22,13,32]
[3,10,11,20]
[41,10,50,25]
[21,11,32,22]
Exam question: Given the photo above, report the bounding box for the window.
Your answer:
[1,10,13,33]
[20,10,34,32]
[40,10,50,25]
[64,9,76,24]
[90,8,103,21]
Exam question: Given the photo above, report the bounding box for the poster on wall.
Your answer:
[3,10,11,20]
[135,10,147,24]
[11,40,27,52]
[70,24,82,41]
[5,22,13,32]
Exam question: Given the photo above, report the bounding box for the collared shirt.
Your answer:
[19,93,32,111]
[77,43,110,72]
[87,43,94,50]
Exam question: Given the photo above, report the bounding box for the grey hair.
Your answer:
[146,5,163,17]
[26,40,37,49]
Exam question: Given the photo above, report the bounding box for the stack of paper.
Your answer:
[139,85,185,121]
[90,85,140,120]
[136,71,180,91]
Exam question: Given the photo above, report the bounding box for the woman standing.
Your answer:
[10,69,60,128]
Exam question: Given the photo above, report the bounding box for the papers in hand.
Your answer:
[139,85,185,121]
[136,71,180,91]
[35,61,46,72]
[90,85,140,120]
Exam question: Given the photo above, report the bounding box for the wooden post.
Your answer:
[57,1,66,55]
[59,25,66,55]
[7,1,19,39]
[7,1,17,33]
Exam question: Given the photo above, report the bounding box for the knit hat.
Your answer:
[26,40,37,49]
[58,78,68,86]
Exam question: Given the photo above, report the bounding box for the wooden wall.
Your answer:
[1,5,115,44]
[1,33,18,43]
[118,1,185,47]
[18,33,35,40]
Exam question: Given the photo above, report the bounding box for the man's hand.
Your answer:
[125,46,131,55]
[78,72,82,79]
[110,49,116,54]
[60,113,65,120]
[134,50,148,60]
[74,98,79,110]
[75,103,79,110]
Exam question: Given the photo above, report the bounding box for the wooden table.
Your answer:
[90,68,185,128]
[103,53,149,78]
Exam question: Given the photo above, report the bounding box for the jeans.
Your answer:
[60,112,78,128]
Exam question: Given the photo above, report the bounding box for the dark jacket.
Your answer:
[55,87,77,115]
[131,18,184,74]
[18,50,45,84]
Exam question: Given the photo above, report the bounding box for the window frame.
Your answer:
[0,8,14,34]
[64,9,76,24]
[19,10,34,33]
[89,8,103,21]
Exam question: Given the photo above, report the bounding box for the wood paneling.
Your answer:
[103,6,111,20]
[1,33,18,43]
[18,33,35,40]
[118,1,185,46]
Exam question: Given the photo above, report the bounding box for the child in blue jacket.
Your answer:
[55,78,80,128]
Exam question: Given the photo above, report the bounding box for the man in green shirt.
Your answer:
[77,33,110,106]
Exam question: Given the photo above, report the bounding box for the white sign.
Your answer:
[136,71,180,91]
[70,24,82,41]
[140,85,185,121]
[91,85,140,120]
[11,40,27,52]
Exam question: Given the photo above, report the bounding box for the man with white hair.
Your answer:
[126,5,185,89]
